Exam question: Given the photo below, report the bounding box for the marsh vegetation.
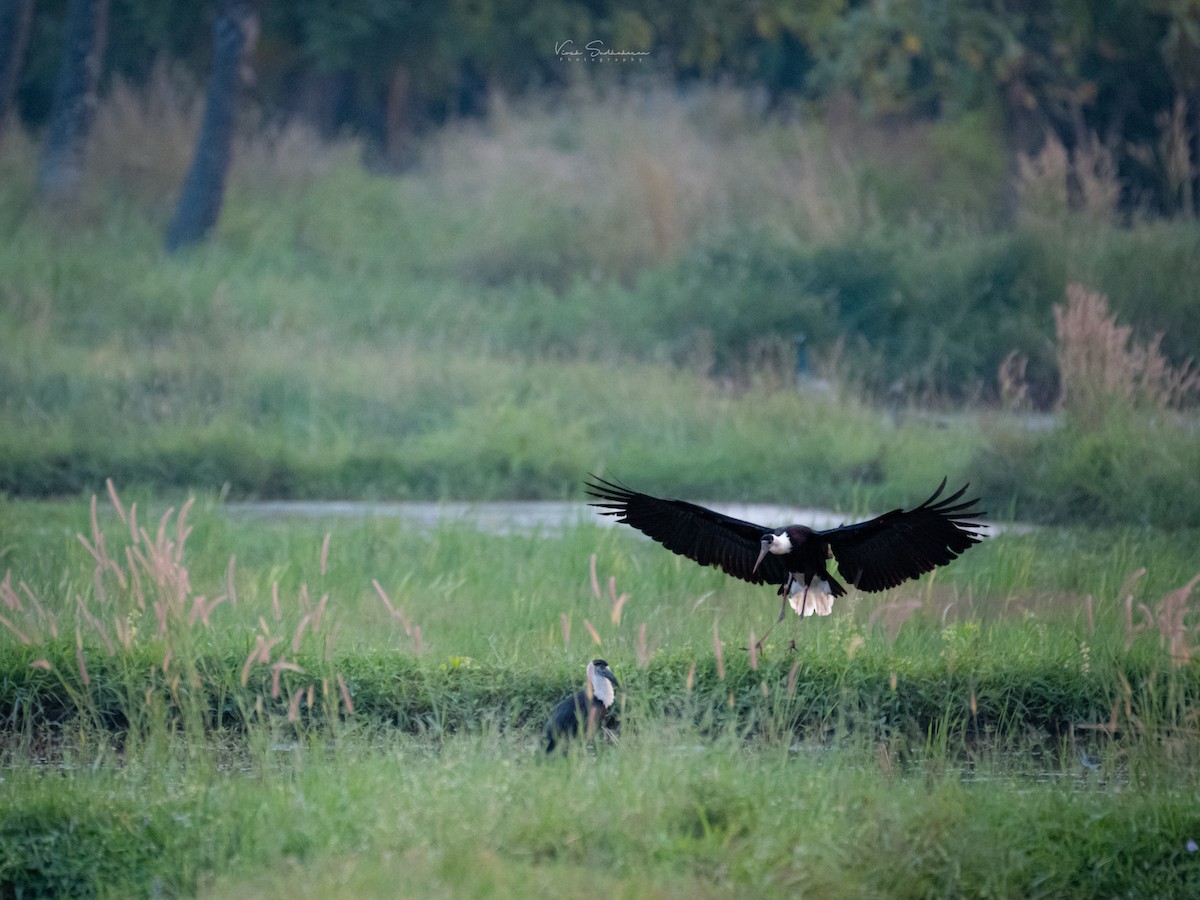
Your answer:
[2,67,1199,896]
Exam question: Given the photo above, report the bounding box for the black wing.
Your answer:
[585,476,790,587]
[819,479,985,593]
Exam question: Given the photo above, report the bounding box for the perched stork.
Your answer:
[544,658,620,754]
[586,476,984,646]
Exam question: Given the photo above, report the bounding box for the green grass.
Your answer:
[4,726,1200,898]
[2,85,1199,522]
[3,493,1200,896]
[3,80,1200,896]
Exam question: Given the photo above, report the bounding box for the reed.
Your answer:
[1054,283,1200,427]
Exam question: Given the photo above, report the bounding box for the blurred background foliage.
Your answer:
[1,0,1198,520]
[5,0,1198,215]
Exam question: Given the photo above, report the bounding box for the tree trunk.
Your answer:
[0,0,34,137]
[36,0,108,201]
[164,0,257,253]
[385,64,412,170]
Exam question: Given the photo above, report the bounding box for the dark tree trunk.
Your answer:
[36,0,108,201]
[1187,92,1199,219]
[385,65,412,170]
[164,0,257,253]
[0,0,34,136]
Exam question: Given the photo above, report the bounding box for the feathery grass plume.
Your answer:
[372,579,412,635]
[866,598,922,643]
[313,593,330,631]
[1017,133,1070,219]
[1055,284,1200,427]
[1017,130,1119,220]
[1121,568,1150,652]
[589,553,601,599]
[998,350,1030,411]
[713,621,725,681]
[287,688,303,722]
[1,576,57,641]
[74,627,89,686]
[1071,134,1121,219]
[242,635,281,686]
[846,635,865,660]
[611,590,630,625]
[291,615,312,654]
[583,619,601,645]
[271,660,305,699]
[337,672,354,714]
[1160,96,1196,218]
[1,612,31,644]
[1147,574,1200,668]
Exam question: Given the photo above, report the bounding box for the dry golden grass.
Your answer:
[1118,566,1200,668]
[417,83,870,281]
[1017,131,1120,221]
[996,349,1031,412]
[1,481,361,731]
[1053,283,1200,425]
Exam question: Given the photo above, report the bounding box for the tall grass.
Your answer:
[3,79,1199,520]
[3,722,1200,897]
[4,71,1200,897]
[3,491,1200,896]
[3,487,1199,743]
[1053,283,1200,427]
[977,284,1200,525]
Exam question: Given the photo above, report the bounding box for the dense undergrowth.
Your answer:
[4,731,1198,899]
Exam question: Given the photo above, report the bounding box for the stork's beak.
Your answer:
[598,665,619,689]
[753,536,772,573]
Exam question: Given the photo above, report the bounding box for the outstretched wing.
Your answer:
[585,476,789,586]
[819,479,985,593]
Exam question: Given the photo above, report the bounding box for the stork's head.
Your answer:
[754,528,794,573]
[587,658,618,708]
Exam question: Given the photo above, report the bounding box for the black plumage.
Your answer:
[544,658,620,754]
[586,476,984,640]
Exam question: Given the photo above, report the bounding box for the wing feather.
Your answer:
[819,479,985,593]
[585,476,789,586]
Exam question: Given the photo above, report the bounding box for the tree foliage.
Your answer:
[9,0,1200,213]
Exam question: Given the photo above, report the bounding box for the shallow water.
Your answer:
[224,500,1011,538]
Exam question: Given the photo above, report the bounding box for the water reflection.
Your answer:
[225,500,1011,538]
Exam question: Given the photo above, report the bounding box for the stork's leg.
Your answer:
[755,577,796,651]
[787,584,810,652]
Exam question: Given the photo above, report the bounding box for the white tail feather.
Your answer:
[788,579,835,617]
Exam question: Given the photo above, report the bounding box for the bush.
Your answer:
[635,227,1062,401]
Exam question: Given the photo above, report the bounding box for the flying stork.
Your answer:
[544,658,620,754]
[585,476,984,646]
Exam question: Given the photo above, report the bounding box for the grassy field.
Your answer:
[2,80,1200,896]
[2,489,1200,896]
